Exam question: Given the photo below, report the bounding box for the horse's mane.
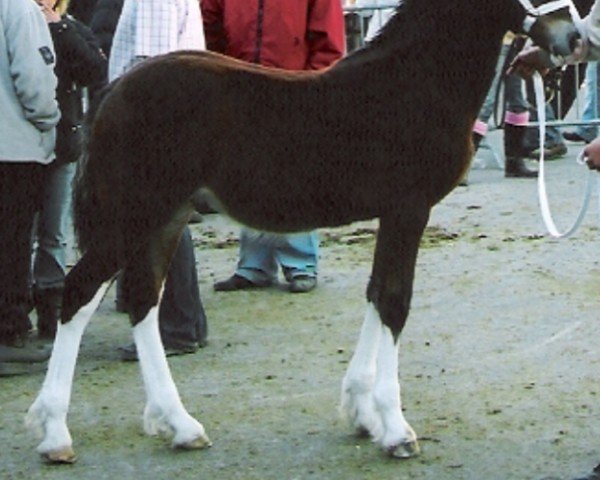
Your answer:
[363,0,511,55]
[366,1,407,47]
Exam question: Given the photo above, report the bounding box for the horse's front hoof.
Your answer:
[173,434,212,450]
[388,439,420,459]
[41,446,77,464]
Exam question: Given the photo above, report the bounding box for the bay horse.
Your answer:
[26,0,581,464]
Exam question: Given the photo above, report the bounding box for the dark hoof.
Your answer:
[388,439,420,458]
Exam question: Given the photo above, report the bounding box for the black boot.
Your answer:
[505,156,538,178]
[504,123,537,178]
[33,286,63,340]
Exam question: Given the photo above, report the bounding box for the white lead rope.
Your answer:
[533,72,599,238]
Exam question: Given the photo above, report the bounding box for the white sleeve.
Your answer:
[584,2,600,60]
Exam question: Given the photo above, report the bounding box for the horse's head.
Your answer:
[513,0,582,60]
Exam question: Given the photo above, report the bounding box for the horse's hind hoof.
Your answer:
[173,434,212,450]
[388,440,420,459]
[41,447,77,464]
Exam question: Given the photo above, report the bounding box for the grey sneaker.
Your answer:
[289,276,317,293]
[0,342,51,363]
[0,342,51,376]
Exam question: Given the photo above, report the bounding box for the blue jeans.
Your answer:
[32,161,76,290]
[477,44,510,124]
[574,62,600,141]
[235,228,318,284]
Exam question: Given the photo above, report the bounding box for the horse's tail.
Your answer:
[73,80,121,254]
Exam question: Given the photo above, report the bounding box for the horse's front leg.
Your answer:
[341,207,429,458]
[26,283,109,463]
[132,300,211,449]
[373,321,419,457]
[340,303,384,439]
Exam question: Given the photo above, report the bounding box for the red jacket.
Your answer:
[200,0,345,71]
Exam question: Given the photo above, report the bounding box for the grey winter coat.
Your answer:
[0,0,60,164]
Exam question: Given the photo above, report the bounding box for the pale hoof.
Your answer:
[173,434,212,450]
[388,439,420,459]
[41,446,77,464]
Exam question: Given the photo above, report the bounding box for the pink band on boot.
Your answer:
[504,111,530,126]
[473,119,488,136]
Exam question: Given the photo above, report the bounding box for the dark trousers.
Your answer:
[158,226,207,348]
[0,162,46,342]
[117,226,207,347]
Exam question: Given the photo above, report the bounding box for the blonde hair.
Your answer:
[54,0,71,15]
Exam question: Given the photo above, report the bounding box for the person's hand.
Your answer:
[583,138,600,171]
[36,0,61,23]
[507,46,552,78]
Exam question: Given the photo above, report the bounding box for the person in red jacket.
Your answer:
[204,0,345,294]
[202,0,344,70]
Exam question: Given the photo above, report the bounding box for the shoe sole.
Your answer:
[119,346,200,362]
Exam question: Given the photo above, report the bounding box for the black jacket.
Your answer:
[49,14,107,163]
[89,0,124,58]
[69,0,98,25]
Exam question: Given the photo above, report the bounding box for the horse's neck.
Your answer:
[332,1,509,115]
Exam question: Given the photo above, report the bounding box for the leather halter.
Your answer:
[515,0,576,32]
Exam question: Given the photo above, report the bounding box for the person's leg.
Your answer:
[33,162,76,338]
[544,104,567,151]
[504,73,537,178]
[524,103,567,158]
[569,62,599,142]
[277,231,319,293]
[523,74,567,158]
[158,226,207,350]
[236,229,279,283]
[214,228,278,291]
[0,163,50,373]
[473,43,510,148]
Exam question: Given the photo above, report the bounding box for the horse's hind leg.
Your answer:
[124,210,210,450]
[26,246,117,463]
[341,207,428,458]
[133,300,210,449]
